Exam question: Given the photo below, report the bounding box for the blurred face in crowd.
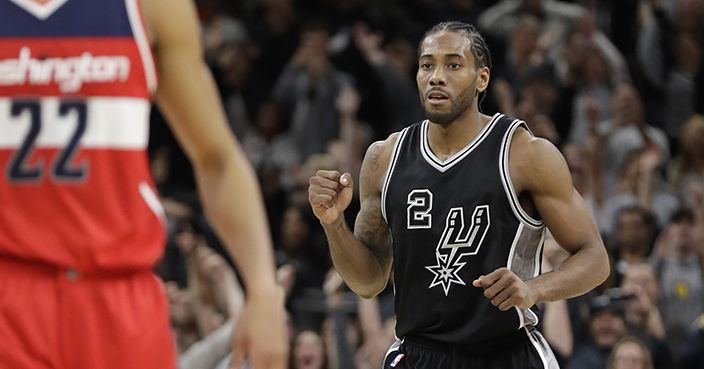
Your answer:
[678,0,704,35]
[590,309,626,349]
[583,48,609,85]
[611,341,649,369]
[620,266,659,327]
[216,42,253,88]
[563,144,589,194]
[682,117,704,159]
[675,217,695,254]
[511,21,539,60]
[611,85,644,127]
[622,264,659,322]
[385,38,416,77]
[293,331,325,369]
[417,31,489,126]
[520,77,558,115]
[622,264,659,303]
[676,33,702,74]
[299,29,330,74]
[282,207,311,254]
[256,101,283,141]
[615,210,653,257]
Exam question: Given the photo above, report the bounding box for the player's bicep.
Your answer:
[524,140,601,255]
[144,0,237,166]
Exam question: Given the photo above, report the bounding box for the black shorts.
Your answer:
[382,328,559,369]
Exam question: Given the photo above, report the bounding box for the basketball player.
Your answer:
[308,22,609,368]
[0,0,286,368]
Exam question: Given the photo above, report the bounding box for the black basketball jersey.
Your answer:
[382,113,547,345]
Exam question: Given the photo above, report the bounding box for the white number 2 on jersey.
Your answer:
[407,189,433,229]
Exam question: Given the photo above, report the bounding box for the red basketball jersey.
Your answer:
[0,0,166,271]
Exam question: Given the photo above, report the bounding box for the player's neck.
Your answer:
[427,107,489,162]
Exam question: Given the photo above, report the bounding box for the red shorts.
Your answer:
[0,257,177,369]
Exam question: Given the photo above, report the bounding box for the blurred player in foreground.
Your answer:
[0,0,287,368]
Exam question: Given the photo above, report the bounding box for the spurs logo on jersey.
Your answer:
[425,205,490,295]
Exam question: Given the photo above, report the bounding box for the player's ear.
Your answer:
[476,66,490,93]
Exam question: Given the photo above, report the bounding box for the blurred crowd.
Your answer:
[146,0,704,368]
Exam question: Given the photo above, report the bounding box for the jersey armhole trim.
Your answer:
[125,0,158,95]
[381,127,410,223]
[499,119,545,229]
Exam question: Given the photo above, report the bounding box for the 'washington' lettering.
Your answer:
[0,47,131,92]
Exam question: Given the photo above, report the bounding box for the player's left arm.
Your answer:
[474,128,610,310]
[140,0,287,367]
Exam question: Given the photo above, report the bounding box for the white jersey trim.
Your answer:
[525,328,560,369]
[534,229,547,278]
[499,119,545,228]
[139,181,166,223]
[420,113,501,173]
[507,222,524,329]
[8,0,69,20]
[381,127,410,223]
[0,97,150,149]
[125,0,158,94]
[506,222,523,271]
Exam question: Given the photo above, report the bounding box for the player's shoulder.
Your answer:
[509,126,563,166]
[509,126,571,192]
[360,131,404,192]
[368,131,402,157]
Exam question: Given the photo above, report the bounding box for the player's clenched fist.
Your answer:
[472,267,538,311]
[309,170,354,224]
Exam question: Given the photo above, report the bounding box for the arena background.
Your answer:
[149,1,704,368]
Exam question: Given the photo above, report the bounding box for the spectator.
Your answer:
[620,263,672,369]
[205,16,260,141]
[606,207,657,288]
[651,209,704,354]
[292,330,329,369]
[278,205,330,330]
[352,23,425,137]
[664,33,702,152]
[680,313,704,368]
[247,0,301,103]
[478,0,584,65]
[272,22,355,160]
[568,14,630,145]
[606,336,655,369]
[601,148,679,236]
[570,294,628,369]
[562,143,604,228]
[243,101,301,174]
[668,115,704,194]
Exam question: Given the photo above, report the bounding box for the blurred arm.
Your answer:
[142,0,278,297]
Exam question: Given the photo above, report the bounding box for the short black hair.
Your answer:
[419,21,492,70]
[670,207,694,224]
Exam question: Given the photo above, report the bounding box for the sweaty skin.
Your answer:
[139,0,288,367]
[309,31,609,311]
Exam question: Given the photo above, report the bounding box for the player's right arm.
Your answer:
[308,135,398,299]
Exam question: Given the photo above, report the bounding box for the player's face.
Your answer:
[417,31,488,126]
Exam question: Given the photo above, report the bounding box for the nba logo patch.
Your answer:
[390,353,404,367]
